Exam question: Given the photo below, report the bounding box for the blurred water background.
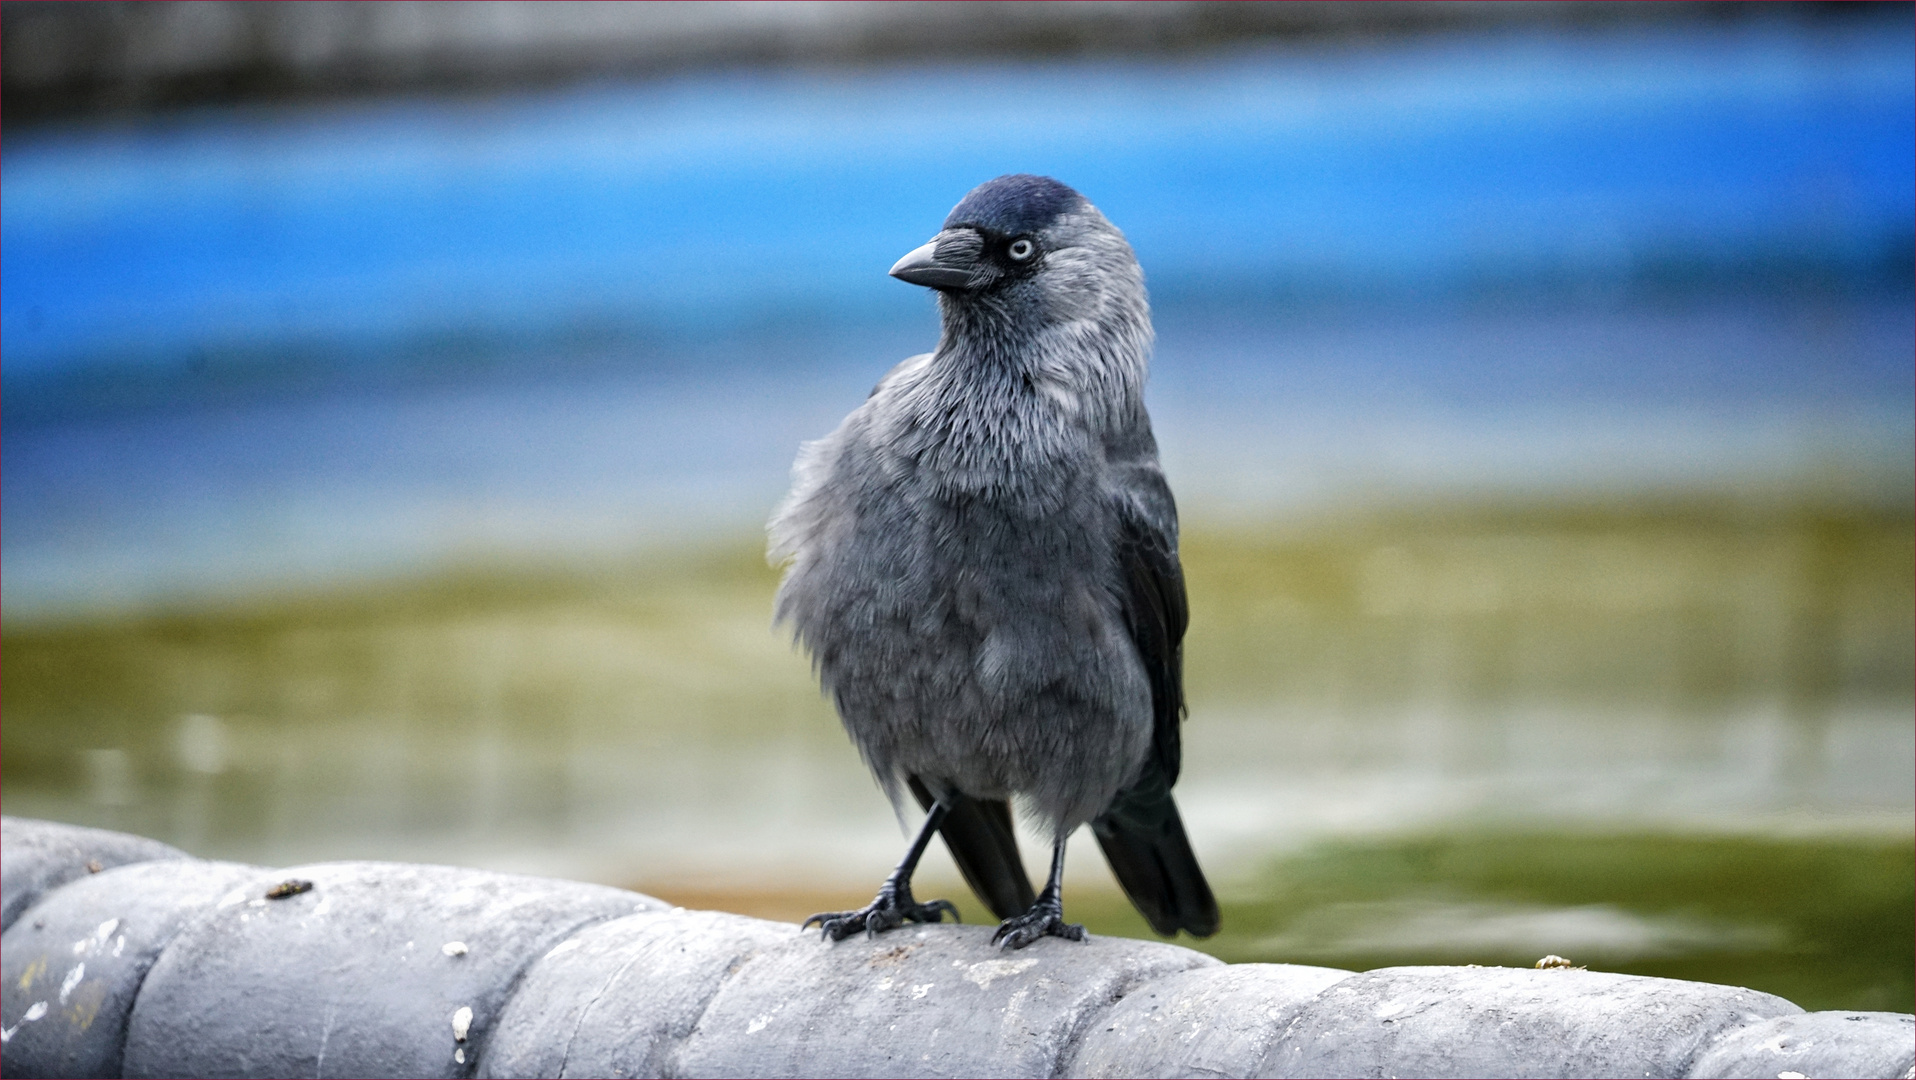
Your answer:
[3,2,1910,1011]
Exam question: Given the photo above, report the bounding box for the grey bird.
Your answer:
[770,174,1219,949]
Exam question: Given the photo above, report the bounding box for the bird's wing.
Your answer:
[1110,463,1189,783]
[1091,460,1220,937]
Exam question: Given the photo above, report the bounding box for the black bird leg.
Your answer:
[991,838,1087,949]
[804,801,961,941]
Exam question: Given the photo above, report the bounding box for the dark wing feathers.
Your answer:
[1091,478,1220,938]
[1116,487,1189,783]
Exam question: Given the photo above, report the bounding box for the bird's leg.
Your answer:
[991,837,1086,949]
[803,801,961,941]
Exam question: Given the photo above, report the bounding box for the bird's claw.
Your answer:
[804,890,958,942]
[991,901,1085,950]
[913,898,961,926]
[800,909,854,937]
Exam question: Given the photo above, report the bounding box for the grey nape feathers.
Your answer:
[770,174,1218,949]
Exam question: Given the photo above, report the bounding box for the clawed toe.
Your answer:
[804,890,959,943]
[991,907,1085,950]
[800,911,841,932]
[801,909,867,941]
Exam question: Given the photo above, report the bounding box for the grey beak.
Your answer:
[889,239,975,291]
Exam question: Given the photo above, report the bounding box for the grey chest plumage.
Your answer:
[773,351,1156,832]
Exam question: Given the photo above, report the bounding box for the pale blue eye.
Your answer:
[1008,238,1035,261]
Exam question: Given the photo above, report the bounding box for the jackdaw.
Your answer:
[770,174,1219,949]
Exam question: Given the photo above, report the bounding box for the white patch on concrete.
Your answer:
[1000,986,1031,1038]
[746,1015,771,1035]
[216,889,248,909]
[69,919,117,956]
[910,983,933,999]
[455,1048,466,1064]
[0,1003,46,1044]
[964,957,1038,988]
[442,941,468,957]
[59,965,84,1004]
[451,1006,473,1043]
[543,938,580,961]
[113,936,126,958]
[312,897,333,916]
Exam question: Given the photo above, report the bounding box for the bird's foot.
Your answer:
[803,881,959,942]
[990,895,1086,950]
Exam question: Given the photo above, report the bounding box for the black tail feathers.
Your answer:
[909,776,1036,922]
[1091,784,1219,938]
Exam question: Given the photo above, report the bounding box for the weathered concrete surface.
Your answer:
[480,907,796,1079]
[0,816,186,932]
[1063,962,1356,1079]
[1686,1010,1916,1079]
[4,817,1911,1080]
[120,861,666,1078]
[0,860,261,1079]
[1257,965,1804,1079]
[673,923,1218,1079]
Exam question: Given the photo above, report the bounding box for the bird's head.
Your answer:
[890,175,1146,337]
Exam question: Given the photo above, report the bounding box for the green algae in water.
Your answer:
[1069,832,1915,1014]
[3,501,1909,1012]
